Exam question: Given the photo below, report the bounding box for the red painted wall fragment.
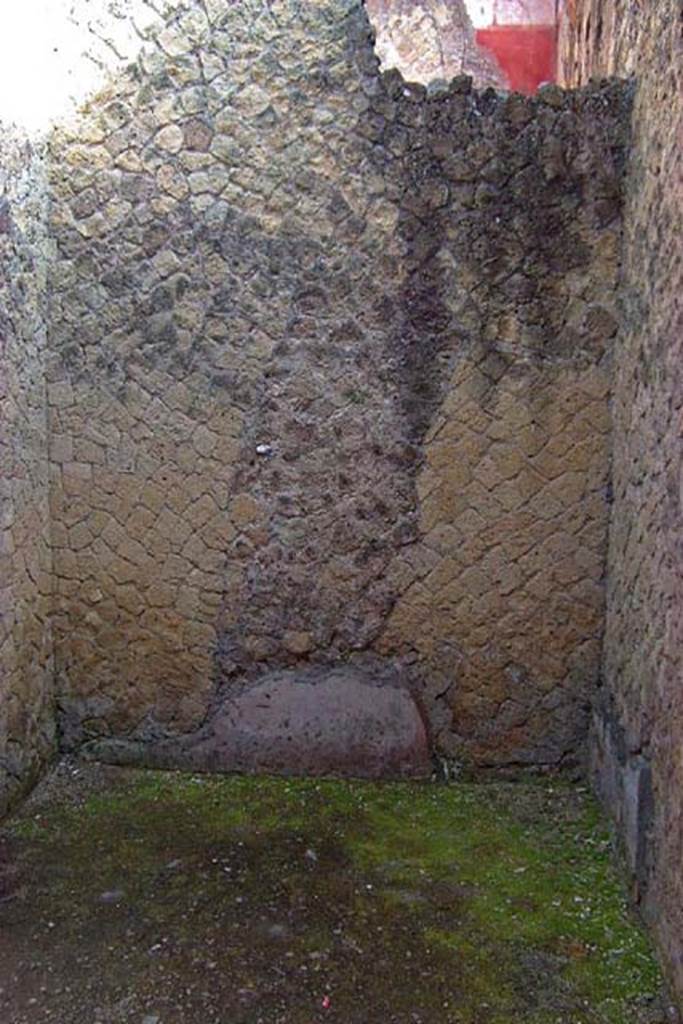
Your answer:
[476,24,558,93]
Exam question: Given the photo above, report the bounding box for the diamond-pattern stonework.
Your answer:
[379,349,610,764]
[42,0,629,769]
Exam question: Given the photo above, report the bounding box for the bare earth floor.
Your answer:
[0,761,677,1024]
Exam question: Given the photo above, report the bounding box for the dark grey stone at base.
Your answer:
[84,666,431,780]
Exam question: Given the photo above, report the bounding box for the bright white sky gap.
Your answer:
[0,1,159,130]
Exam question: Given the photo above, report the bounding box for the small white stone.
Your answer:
[155,125,184,154]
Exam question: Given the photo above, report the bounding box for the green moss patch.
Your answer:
[0,765,671,1024]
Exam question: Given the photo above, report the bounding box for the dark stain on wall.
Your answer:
[46,0,630,771]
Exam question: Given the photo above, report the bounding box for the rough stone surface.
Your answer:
[84,662,431,778]
[44,0,630,770]
[365,0,505,89]
[559,0,683,1002]
[0,128,55,816]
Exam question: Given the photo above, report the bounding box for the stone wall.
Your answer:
[45,0,629,771]
[559,0,683,1000]
[0,127,55,815]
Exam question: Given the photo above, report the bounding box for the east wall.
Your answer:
[559,0,683,1000]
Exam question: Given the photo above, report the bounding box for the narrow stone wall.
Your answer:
[559,0,683,1000]
[0,127,54,815]
[46,0,629,770]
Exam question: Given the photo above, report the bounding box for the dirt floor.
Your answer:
[0,760,678,1024]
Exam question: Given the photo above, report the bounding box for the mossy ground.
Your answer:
[0,761,673,1024]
